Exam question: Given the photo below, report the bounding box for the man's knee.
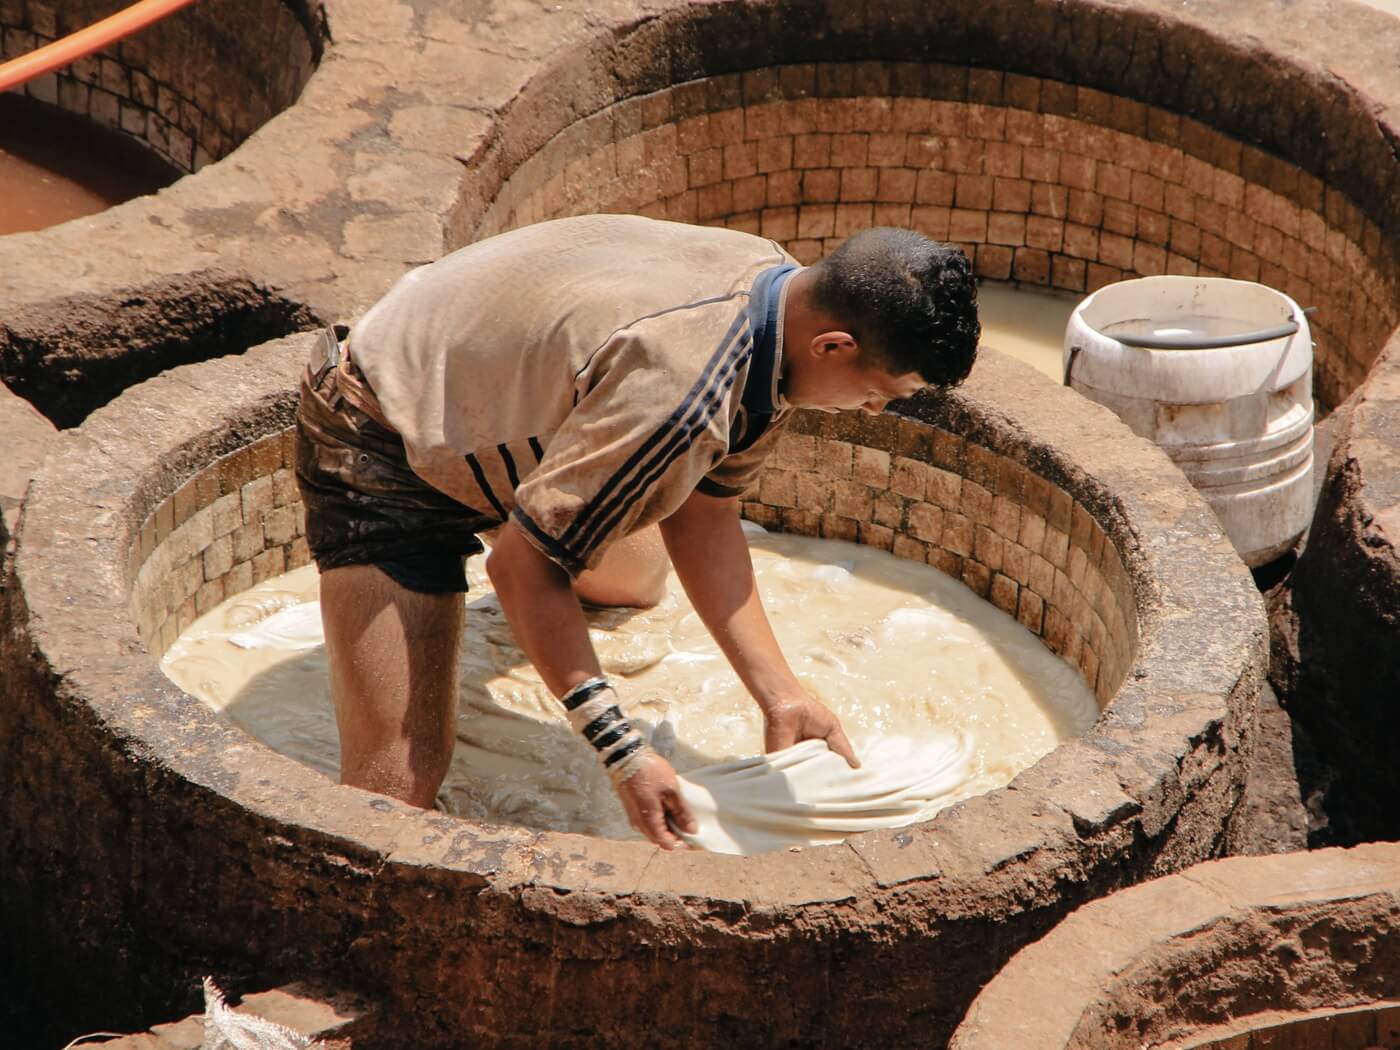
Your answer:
[574,562,667,608]
[573,528,670,608]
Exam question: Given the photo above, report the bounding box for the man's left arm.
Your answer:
[658,488,860,767]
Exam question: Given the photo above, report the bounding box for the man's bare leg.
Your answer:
[572,525,670,608]
[319,563,463,808]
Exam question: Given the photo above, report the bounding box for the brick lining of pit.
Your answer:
[474,66,1398,412]
[950,842,1400,1049]
[0,0,325,174]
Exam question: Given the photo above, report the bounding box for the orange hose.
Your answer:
[0,0,199,94]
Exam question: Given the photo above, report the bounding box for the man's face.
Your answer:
[796,354,930,414]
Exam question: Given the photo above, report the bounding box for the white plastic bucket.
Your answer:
[1063,276,1314,567]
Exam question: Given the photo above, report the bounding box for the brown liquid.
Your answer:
[0,94,178,235]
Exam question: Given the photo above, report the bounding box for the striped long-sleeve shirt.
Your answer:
[347,214,797,576]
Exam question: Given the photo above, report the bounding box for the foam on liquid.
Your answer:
[162,526,1099,841]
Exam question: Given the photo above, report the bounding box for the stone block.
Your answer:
[793,133,831,169]
[872,491,904,529]
[832,480,872,521]
[907,502,943,544]
[990,573,1018,616]
[851,446,890,487]
[859,522,894,550]
[891,534,927,563]
[252,545,285,585]
[210,492,242,539]
[263,505,297,547]
[203,534,234,581]
[795,472,830,512]
[1016,587,1044,634]
[961,559,992,598]
[820,514,858,542]
[226,559,254,597]
[962,480,993,526]
[801,169,840,203]
[926,464,961,509]
[758,470,798,509]
[973,526,1004,572]
[241,475,274,525]
[943,512,973,556]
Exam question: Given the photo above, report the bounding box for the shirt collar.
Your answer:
[744,263,798,419]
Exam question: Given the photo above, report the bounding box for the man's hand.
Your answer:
[615,754,698,850]
[763,694,861,768]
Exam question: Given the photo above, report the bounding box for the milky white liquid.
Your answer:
[976,284,1080,381]
[161,526,1098,842]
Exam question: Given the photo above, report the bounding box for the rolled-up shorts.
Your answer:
[294,329,495,594]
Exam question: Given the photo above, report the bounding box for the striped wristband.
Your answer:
[559,676,653,784]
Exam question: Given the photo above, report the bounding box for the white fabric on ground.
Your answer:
[676,734,972,855]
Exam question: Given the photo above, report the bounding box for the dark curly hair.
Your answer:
[806,228,980,388]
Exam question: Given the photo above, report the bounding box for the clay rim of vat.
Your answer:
[9,329,1265,905]
[949,841,1400,1049]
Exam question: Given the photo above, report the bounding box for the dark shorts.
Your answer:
[294,336,494,594]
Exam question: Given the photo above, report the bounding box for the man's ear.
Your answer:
[808,330,860,359]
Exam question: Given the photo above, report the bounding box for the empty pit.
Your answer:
[950,842,1400,1049]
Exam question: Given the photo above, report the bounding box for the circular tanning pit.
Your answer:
[0,93,179,235]
[950,842,1400,1049]
[449,0,1400,854]
[0,0,327,428]
[1,327,1264,1046]
[0,0,325,179]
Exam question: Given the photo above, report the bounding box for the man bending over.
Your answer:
[294,216,980,849]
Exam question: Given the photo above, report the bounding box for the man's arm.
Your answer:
[657,488,860,767]
[485,521,697,849]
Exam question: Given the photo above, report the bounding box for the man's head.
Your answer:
[781,228,980,413]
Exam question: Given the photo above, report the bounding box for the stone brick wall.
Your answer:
[125,407,1136,708]
[741,411,1133,709]
[0,0,322,173]
[129,427,308,655]
[476,63,1400,411]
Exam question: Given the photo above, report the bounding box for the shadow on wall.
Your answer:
[0,272,320,428]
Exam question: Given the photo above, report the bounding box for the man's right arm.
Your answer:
[485,521,697,850]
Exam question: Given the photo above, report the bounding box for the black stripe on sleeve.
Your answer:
[465,453,508,520]
[509,506,586,576]
[576,354,746,562]
[528,435,545,461]
[497,442,521,490]
[559,308,750,553]
[695,477,745,498]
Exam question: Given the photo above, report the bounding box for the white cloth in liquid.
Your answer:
[677,734,972,855]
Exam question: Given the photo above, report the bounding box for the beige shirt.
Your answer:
[349,215,798,575]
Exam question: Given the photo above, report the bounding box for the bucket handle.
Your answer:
[1106,307,1315,350]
